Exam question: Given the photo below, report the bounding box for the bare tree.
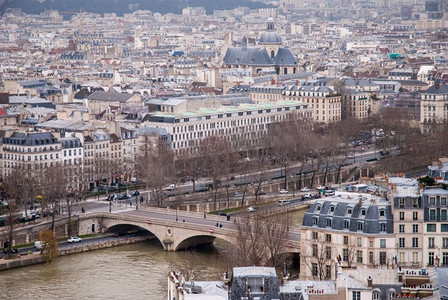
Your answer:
[42,163,67,231]
[304,236,335,280]
[39,229,58,263]
[136,139,174,207]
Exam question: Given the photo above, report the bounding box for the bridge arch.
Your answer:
[103,223,165,248]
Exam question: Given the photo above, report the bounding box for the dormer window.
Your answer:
[313,217,318,226]
[379,209,385,217]
[330,205,335,213]
[316,205,321,212]
[357,222,364,231]
[347,208,352,215]
[361,209,366,216]
[326,218,332,227]
[380,223,386,232]
[343,220,349,229]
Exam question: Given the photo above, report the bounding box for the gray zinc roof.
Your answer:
[273,48,297,66]
[88,91,133,102]
[223,47,274,66]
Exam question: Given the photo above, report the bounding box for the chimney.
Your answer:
[367,276,373,287]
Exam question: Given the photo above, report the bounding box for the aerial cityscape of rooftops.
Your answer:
[2,0,448,299]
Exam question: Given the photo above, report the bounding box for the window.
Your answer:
[344,236,349,245]
[357,222,363,231]
[326,246,331,259]
[413,212,418,221]
[380,239,386,248]
[399,238,405,248]
[347,208,352,214]
[369,251,374,264]
[343,248,348,261]
[413,224,419,233]
[443,252,448,265]
[373,291,380,300]
[399,212,405,220]
[413,198,419,208]
[353,291,361,300]
[312,263,318,276]
[313,244,318,256]
[326,234,332,242]
[316,205,321,211]
[380,223,386,232]
[379,209,385,217]
[444,238,448,248]
[399,198,405,208]
[380,252,387,265]
[427,224,436,232]
[361,209,366,216]
[326,218,332,227]
[442,224,448,232]
[429,197,436,206]
[442,197,447,206]
[429,210,436,221]
[428,252,434,265]
[312,232,318,240]
[413,252,418,263]
[429,237,435,249]
[357,250,363,263]
[313,217,318,225]
[442,209,447,221]
[412,238,419,248]
[399,224,405,233]
[344,220,349,229]
[357,238,362,247]
[326,265,331,279]
[330,206,335,212]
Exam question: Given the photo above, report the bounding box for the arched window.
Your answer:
[372,291,380,300]
[284,68,288,75]
[271,50,275,58]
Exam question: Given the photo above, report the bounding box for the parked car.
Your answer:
[304,193,313,199]
[301,187,310,192]
[234,192,244,197]
[107,194,117,201]
[247,206,257,213]
[279,189,289,194]
[255,190,266,195]
[34,241,45,250]
[131,190,140,197]
[119,194,129,200]
[3,248,18,254]
[217,212,227,217]
[67,236,82,243]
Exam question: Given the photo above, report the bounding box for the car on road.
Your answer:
[3,248,18,254]
[255,190,266,195]
[247,206,257,213]
[67,236,82,243]
[107,194,117,201]
[166,184,176,191]
[304,193,313,199]
[300,187,310,192]
[217,211,227,216]
[279,189,289,194]
[119,194,129,200]
[131,190,140,197]
[234,192,244,197]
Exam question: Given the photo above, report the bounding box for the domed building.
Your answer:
[223,19,298,75]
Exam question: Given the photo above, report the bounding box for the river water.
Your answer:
[0,209,307,300]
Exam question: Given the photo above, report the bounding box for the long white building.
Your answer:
[143,101,311,156]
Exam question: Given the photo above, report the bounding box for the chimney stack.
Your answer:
[367,276,373,287]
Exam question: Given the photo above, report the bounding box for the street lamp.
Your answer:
[176,206,178,222]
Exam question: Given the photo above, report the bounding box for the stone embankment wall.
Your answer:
[0,236,152,271]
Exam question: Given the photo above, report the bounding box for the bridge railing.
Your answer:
[139,206,228,222]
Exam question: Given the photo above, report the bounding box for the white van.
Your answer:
[278,199,291,206]
[34,241,45,250]
[166,184,176,191]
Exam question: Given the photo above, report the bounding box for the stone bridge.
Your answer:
[78,211,302,254]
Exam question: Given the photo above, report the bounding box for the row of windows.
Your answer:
[426,223,448,232]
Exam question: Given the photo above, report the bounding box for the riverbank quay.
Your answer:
[0,235,151,271]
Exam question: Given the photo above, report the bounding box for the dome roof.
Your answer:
[259,31,282,45]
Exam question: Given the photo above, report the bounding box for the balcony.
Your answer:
[399,269,430,286]
[401,283,433,298]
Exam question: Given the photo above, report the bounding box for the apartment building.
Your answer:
[391,185,424,268]
[420,83,448,125]
[143,101,311,156]
[301,192,395,280]
[342,89,370,120]
[422,188,448,267]
[1,131,61,179]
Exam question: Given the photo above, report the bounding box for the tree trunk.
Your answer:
[66,198,72,237]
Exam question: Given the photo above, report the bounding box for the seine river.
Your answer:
[0,209,307,300]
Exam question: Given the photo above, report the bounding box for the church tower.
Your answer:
[259,18,282,59]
